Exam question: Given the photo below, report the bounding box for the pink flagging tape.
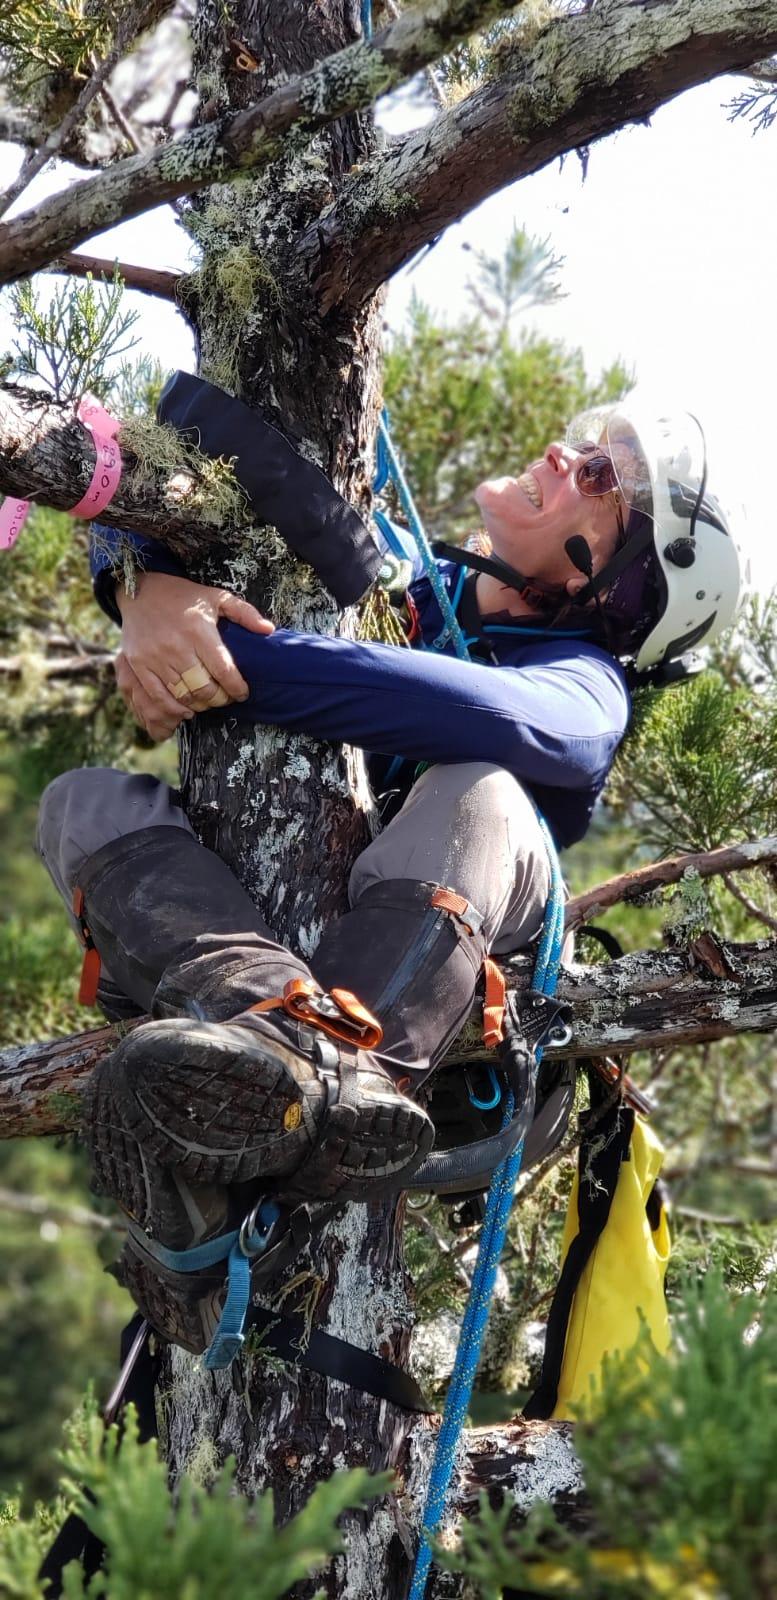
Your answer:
[70,394,122,518]
[0,497,30,550]
[0,392,122,552]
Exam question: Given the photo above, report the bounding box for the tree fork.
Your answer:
[0,0,519,286]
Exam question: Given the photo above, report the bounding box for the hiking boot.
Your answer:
[85,996,433,1209]
[74,829,433,1347]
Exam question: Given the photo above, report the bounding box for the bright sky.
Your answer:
[1,68,775,588]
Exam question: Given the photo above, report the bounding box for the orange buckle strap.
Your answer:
[430,887,484,938]
[482,956,506,1049]
[251,978,384,1051]
[72,887,101,1006]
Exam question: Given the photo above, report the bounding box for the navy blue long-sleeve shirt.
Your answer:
[91,524,630,849]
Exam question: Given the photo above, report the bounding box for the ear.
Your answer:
[565,573,589,598]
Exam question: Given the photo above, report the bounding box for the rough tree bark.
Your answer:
[152,11,437,1596]
[4,2,777,1595]
[7,929,777,1138]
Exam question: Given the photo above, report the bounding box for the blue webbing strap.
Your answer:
[127,1201,282,1370]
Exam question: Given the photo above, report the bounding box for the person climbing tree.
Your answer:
[35,381,744,1360]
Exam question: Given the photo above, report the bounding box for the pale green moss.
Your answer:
[273,1268,326,1352]
[119,414,248,528]
[44,1088,82,1129]
[663,868,715,944]
[183,1436,221,1489]
[487,0,560,73]
[299,39,392,120]
[181,180,288,394]
[332,149,418,239]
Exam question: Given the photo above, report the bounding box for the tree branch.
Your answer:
[0,0,520,286]
[722,872,777,934]
[0,384,250,557]
[0,1183,119,1231]
[564,835,777,931]
[302,0,777,311]
[0,1,170,220]
[6,935,777,1138]
[49,251,181,301]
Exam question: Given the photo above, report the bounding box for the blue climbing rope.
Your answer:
[407,821,564,1600]
[377,413,471,661]
[372,408,566,1599]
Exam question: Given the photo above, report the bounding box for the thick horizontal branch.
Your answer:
[305,0,777,309]
[0,0,518,285]
[0,384,249,556]
[50,252,181,301]
[564,834,777,931]
[0,1018,143,1140]
[5,935,777,1138]
[0,0,173,220]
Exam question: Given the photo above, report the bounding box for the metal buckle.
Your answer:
[238,1198,280,1258]
[519,990,573,1051]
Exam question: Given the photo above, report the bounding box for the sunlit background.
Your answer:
[1,70,774,589]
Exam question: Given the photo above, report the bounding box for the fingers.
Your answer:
[218,590,275,636]
[117,574,269,715]
[132,660,199,722]
[115,653,189,742]
[191,632,252,704]
[165,657,237,711]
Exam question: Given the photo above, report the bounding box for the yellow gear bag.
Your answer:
[524,1100,671,1423]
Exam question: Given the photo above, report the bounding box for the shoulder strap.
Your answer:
[523,1100,635,1421]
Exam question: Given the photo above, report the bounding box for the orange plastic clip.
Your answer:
[251,978,383,1050]
[482,957,506,1049]
[72,887,101,1006]
[430,887,474,933]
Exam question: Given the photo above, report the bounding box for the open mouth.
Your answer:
[516,470,542,509]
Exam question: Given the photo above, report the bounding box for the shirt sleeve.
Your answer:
[220,625,630,792]
[90,523,187,624]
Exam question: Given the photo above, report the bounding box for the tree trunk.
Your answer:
[158,6,435,1596]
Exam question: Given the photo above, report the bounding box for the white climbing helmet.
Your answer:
[566,393,748,670]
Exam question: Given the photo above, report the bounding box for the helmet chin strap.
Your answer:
[434,523,655,618]
[431,541,567,611]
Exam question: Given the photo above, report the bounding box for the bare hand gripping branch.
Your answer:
[0,0,518,286]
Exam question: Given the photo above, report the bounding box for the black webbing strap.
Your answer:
[39,1316,159,1597]
[243,1304,433,1413]
[523,1102,635,1421]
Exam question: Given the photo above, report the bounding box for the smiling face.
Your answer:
[473,441,624,600]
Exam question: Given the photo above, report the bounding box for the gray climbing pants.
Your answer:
[37,761,552,959]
